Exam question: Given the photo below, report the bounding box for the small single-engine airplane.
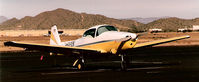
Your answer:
[4,24,190,70]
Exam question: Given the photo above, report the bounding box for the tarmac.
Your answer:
[1,45,199,82]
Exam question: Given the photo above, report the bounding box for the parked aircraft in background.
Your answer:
[4,24,190,70]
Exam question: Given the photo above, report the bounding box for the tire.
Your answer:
[76,59,85,70]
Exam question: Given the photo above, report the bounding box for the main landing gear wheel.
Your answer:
[74,58,85,70]
[77,61,85,70]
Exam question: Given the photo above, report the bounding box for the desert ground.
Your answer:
[0,29,86,36]
[1,31,199,82]
[0,31,199,52]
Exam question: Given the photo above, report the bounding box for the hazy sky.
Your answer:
[0,0,198,19]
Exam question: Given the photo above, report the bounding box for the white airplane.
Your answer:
[4,24,190,70]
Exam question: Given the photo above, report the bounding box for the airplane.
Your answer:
[4,24,190,70]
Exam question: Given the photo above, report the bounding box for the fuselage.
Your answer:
[62,24,137,54]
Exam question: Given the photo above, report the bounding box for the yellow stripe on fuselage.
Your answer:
[80,40,137,54]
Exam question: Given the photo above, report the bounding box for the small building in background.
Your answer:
[178,25,199,32]
[177,25,199,32]
[149,28,162,33]
[177,28,186,32]
[177,28,192,32]
[193,25,199,31]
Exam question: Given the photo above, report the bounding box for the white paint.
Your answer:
[51,24,137,47]
[50,25,61,45]
[193,25,199,31]
[149,28,162,32]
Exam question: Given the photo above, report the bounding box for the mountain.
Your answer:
[126,17,170,24]
[0,16,8,24]
[0,8,142,30]
[139,17,199,31]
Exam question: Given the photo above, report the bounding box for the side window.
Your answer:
[83,29,96,38]
[97,27,109,36]
[96,26,118,36]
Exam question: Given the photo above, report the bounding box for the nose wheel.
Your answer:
[120,54,130,70]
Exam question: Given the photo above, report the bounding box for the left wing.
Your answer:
[4,41,101,55]
[134,35,190,48]
[4,36,133,55]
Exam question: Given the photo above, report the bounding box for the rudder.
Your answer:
[50,25,61,45]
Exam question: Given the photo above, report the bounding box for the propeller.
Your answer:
[115,32,148,54]
[135,32,148,39]
[116,36,132,54]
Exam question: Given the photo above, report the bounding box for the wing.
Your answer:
[134,35,190,48]
[4,41,101,55]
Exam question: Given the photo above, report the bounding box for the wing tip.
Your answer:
[4,41,16,46]
[186,35,190,38]
[184,35,190,39]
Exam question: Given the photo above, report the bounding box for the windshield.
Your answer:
[97,26,118,36]
[83,29,96,38]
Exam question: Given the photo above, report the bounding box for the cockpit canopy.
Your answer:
[83,25,118,38]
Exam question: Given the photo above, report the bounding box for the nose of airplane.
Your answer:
[124,33,137,39]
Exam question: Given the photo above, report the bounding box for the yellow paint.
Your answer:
[111,48,117,54]
[14,41,101,51]
[11,35,189,55]
[122,40,137,50]
[134,35,190,48]
[49,52,63,56]
[57,54,64,56]
[50,33,57,44]
[78,64,81,69]
[73,59,79,66]
[81,40,120,54]
[81,40,137,54]
[14,39,137,54]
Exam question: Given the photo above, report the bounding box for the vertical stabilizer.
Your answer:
[50,25,61,45]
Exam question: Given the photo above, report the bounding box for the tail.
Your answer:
[50,25,61,45]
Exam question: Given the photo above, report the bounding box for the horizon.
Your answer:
[1,8,198,20]
[0,0,199,19]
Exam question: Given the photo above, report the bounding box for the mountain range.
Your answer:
[139,17,199,32]
[127,17,170,24]
[0,8,141,30]
[0,16,8,24]
[0,8,199,32]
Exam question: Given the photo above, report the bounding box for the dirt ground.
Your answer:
[0,32,199,52]
[0,29,86,36]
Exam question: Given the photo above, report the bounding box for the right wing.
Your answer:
[134,35,190,48]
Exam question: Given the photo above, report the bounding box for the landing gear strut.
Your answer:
[77,58,85,70]
[120,54,130,70]
[73,56,85,70]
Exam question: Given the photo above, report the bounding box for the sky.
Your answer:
[0,0,199,19]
